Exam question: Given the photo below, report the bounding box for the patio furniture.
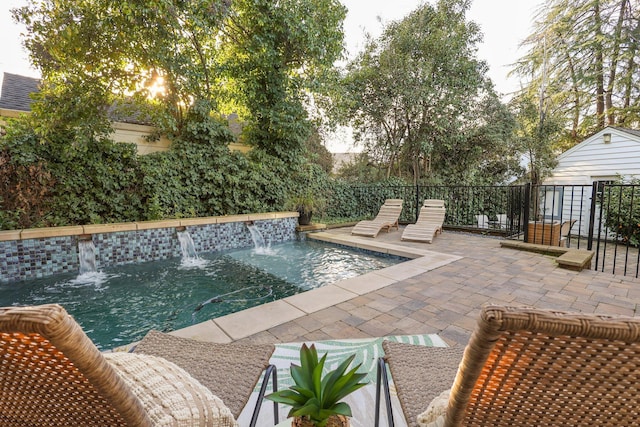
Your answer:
[526,220,562,246]
[0,304,277,427]
[133,329,277,425]
[401,199,446,243]
[352,199,404,237]
[423,199,445,208]
[475,214,489,229]
[560,219,577,247]
[496,213,509,229]
[375,305,640,427]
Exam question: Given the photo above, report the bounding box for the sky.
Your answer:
[341,0,543,97]
[0,0,543,151]
[333,0,544,152]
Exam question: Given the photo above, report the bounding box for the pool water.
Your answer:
[0,240,403,349]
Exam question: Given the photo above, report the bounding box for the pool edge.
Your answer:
[134,230,462,348]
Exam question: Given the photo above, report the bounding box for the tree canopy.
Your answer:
[13,0,346,157]
[514,0,640,147]
[336,0,518,185]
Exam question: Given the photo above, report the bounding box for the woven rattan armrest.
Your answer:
[0,304,152,426]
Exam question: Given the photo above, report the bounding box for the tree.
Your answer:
[13,0,346,159]
[13,0,230,138]
[218,0,346,162]
[601,178,640,246]
[338,0,517,185]
[510,95,562,186]
[304,128,334,174]
[514,0,640,145]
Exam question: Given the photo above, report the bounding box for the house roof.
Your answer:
[0,72,152,125]
[557,126,640,161]
[0,72,40,111]
[609,126,640,139]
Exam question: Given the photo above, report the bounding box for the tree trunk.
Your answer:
[593,1,605,128]
[605,0,627,125]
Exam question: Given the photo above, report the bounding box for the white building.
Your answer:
[542,126,640,236]
[546,126,640,185]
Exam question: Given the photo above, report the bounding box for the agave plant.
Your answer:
[266,343,368,427]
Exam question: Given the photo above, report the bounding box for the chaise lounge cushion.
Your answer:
[133,329,276,420]
[104,352,238,427]
[380,341,463,427]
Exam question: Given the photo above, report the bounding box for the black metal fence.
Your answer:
[591,182,640,277]
[525,184,593,250]
[325,184,528,232]
[324,182,640,277]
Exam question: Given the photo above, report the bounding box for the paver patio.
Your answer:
[231,226,640,347]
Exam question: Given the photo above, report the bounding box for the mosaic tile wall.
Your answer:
[0,237,79,283]
[0,217,297,284]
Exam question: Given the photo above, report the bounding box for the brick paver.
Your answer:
[238,227,640,346]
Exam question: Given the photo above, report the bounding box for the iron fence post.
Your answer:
[588,181,598,251]
[523,183,531,242]
[415,185,420,222]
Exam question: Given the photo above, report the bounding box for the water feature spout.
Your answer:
[246,223,268,252]
[78,238,97,274]
[176,229,199,261]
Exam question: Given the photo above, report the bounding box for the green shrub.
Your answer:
[47,138,146,225]
[602,179,640,246]
[0,124,55,229]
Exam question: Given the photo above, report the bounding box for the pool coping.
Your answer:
[161,231,462,344]
[0,212,299,241]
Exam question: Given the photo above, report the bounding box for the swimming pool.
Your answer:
[0,240,403,349]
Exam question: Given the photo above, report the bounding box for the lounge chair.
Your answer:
[375,305,640,427]
[401,199,446,243]
[0,304,277,427]
[351,199,404,237]
[423,199,445,209]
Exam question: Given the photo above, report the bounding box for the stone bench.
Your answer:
[556,249,594,271]
[500,241,594,272]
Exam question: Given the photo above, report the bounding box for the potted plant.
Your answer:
[286,192,325,226]
[266,343,368,427]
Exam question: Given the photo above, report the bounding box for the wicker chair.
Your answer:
[375,305,640,427]
[133,329,277,425]
[0,304,277,427]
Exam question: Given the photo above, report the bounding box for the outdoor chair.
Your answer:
[496,213,509,229]
[375,305,640,427]
[351,199,404,237]
[423,199,445,208]
[0,304,277,427]
[560,219,577,247]
[401,199,446,243]
[475,214,490,229]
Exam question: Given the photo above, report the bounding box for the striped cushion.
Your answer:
[105,352,238,427]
